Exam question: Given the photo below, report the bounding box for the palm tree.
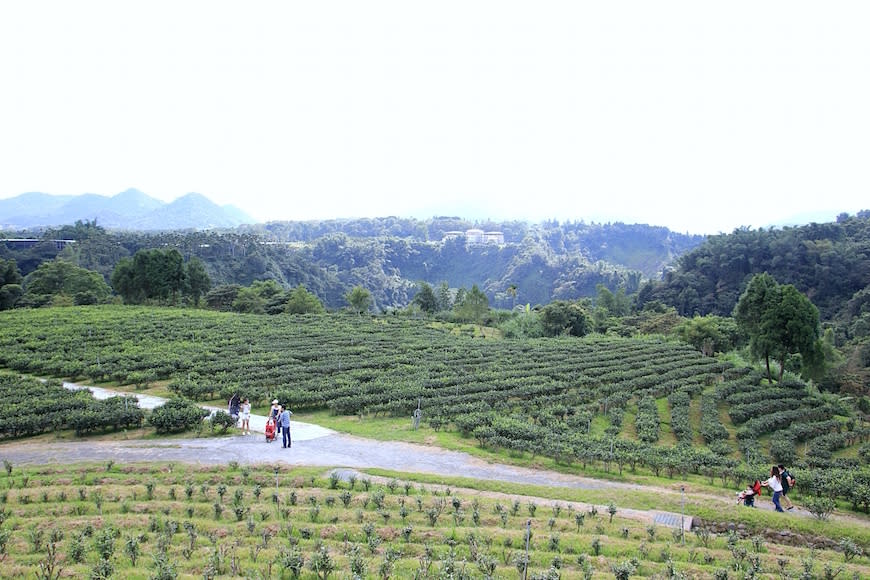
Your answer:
[507,284,518,310]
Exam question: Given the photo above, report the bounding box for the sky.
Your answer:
[1,2,868,235]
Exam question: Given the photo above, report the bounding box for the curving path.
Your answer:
[9,383,631,495]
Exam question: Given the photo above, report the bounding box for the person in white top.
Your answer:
[240,398,251,435]
[761,465,785,512]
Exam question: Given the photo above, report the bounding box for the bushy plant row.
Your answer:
[3,461,869,579]
[736,406,836,442]
[667,390,693,445]
[728,397,806,425]
[0,372,144,438]
[700,394,729,445]
[635,396,661,444]
[725,386,808,407]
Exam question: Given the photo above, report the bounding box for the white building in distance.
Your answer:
[440,230,504,245]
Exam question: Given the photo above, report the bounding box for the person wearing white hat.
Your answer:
[269,400,280,435]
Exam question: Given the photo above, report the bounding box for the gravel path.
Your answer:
[2,383,630,495]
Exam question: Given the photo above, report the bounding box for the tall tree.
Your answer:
[596,284,630,316]
[507,283,518,310]
[204,284,242,311]
[735,273,820,382]
[232,280,284,314]
[184,257,211,306]
[437,281,453,311]
[734,273,780,381]
[413,282,438,314]
[346,285,372,315]
[454,284,489,323]
[111,248,186,304]
[764,284,820,381]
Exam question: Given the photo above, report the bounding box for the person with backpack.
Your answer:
[778,464,795,510]
[227,393,241,427]
[761,465,785,512]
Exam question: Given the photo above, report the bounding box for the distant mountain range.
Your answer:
[0,189,254,231]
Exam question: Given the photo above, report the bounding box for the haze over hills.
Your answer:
[0,189,254,230]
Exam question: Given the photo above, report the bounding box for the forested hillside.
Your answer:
[639,211,870,326]
[1,218,702,310]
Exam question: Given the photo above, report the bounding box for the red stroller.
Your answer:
[265,417,277,443]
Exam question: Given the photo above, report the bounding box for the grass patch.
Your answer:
[588,415,610,438]
[621,405,638,440]
[656,397,677,446]
[689,395,704,446]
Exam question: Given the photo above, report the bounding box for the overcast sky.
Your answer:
[1,2,868,234]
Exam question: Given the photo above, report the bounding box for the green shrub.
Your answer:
[209,411,236,433]
[147,399,208,434]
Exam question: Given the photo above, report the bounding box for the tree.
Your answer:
[0,283,22,310]
[764,284,820,381]
[22,259,111,307]
[454,284,489,323]
[111,248,186,304]
[110,257,136,303]
[413,282,438,314]
[596,284,630,316]
[204,284,242,311]
[734,273,780,381]
[674,315,739,356]
[437,281,453,311]
[285,284,325,314]
[346,285,372,315]
[506,283,518,310]
[184,257,211,306]
[539,300,592,337]
[232,280,284,314]
[735,273,820,382]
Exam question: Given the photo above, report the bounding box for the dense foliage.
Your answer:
[112,248,210,305]
[734,273,821,382]
[638,212,870,394]
[0,257,23,310]
[640,211,870,329]
[20,258,112,307]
